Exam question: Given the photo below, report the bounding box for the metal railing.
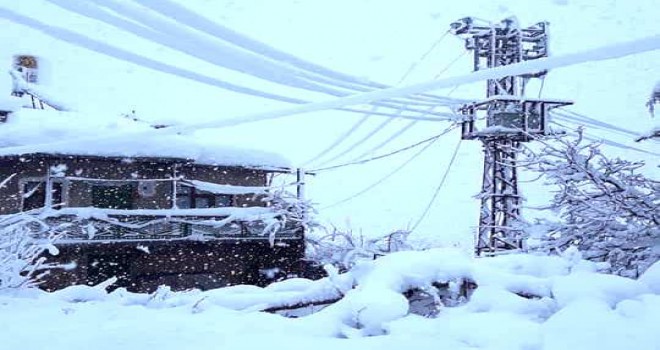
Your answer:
[39,214,303,242]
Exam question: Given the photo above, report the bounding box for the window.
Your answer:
[13,55,39,84]
[91,183,135,209]
[175,184,233,209]
[21,180,63,211]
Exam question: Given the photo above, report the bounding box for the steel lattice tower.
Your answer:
[449,17,573,255]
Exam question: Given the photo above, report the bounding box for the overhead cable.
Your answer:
[57,0,463,114]
[321,131,446,209]
[130,0,461,104]
[553,108,640,137]
[311,124,457,172]
[302,31,455,167]
[408,137,463,233]
[166,33,660,132]
[549,121,659,156]
[301,112,372,167]
[0,8,453,121]
[346,60,467,164]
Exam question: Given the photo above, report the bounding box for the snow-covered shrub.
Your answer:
[524,129,659,277]
[0,174,62,290]
[0,211,63,290]
[306,227,411,270]
[260,187,316,244]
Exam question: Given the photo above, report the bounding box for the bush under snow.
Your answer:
[0,210,61,290]
[524,129,659,277]
[1,249,659,349]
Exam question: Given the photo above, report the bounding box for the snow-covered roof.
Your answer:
[0,108,292,170]
[0,96,21,112]
[0,70,22,112]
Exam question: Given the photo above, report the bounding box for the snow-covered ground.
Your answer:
[1,251,659,350]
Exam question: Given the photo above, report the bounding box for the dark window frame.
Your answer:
[90,182,137,210]
[20,177,65,211]
[175,184,233,209]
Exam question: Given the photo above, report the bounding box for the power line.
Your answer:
[310,124,457,172]
[301,112,371,166]
[315,117,398,167]
[321,130,448,209]
[311,50,468,167]
[553,108,639,137]
[346,52,468,162]
[7,6,659,150]
[408,138,463,233]
[52,0,463,113]
[549,121,660,156]
[129,0,459,105]
[170,32,660,133]
[351,119,419,162]
[303,32,456,167]
[10,4,656,134]
[346,56,467,164]
[398,31,452,83]
[0,8,457,122]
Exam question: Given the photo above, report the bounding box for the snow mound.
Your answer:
[0,96,22,112]
[2,250,659,349]
[552,271,651,307]
[639,260,660,294]
[52,277,117,303]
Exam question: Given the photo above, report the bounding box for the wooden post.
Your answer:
[296,168,307,225]
[296,168,305,202]
[171,164,178,209]
[44,165,53,209]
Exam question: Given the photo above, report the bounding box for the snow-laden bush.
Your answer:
[524,129,659,277]
[306,227,411,270]
[0,211,63,290]
[259,186,316,244]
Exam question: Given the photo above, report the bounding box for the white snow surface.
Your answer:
[0,108,292,169]
[1,250,659,349]
[0,95,21,112]
[0,71,21,111]
[183,179,269,195]
[639,260,660,294]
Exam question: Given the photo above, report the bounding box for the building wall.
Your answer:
[0,156,48,214]
[38,238,308,292]
[0,155,269,214]
[0,155,306,292]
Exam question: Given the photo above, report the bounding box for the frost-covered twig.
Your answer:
[522,129,659,277]
[0,210,63,290]
[306,227,411,270]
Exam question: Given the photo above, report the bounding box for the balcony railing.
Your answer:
[21,173,309,242]
[36,208,304,242]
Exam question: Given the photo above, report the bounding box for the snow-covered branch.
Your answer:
[0,210,62,290]
[523,129,659,277]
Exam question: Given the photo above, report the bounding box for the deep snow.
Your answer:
[1,251,659,350]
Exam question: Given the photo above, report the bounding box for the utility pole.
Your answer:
[449,17,573,255]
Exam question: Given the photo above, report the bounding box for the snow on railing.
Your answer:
[8,70,71,111]
[36,206,303,243]
[180,179,269,195]
[31,171,312,243]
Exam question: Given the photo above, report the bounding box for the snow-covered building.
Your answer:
[0,67,307,292]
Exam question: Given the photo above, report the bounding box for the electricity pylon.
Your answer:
[449,17,573,255]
